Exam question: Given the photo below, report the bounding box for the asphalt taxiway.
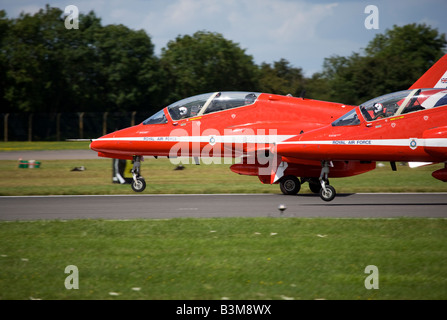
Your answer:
[1,151,446,220]
[0,150,98,160]
[1,193,446,221]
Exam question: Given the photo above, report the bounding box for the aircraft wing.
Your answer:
[409,54,447,89]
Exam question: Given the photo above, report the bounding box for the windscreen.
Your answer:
[332,109,360,126]
[142,109,167,125]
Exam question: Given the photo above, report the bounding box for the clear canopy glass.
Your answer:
[167,91,260,121]
[142,92,260,125]
[142,109,167,125]
[332,88,447,126]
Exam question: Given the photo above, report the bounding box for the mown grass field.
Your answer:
[0,157,446,196]
[0,141,446,300]
[1,140,447,195]
[0,140,447,195]
[1,218,446,300]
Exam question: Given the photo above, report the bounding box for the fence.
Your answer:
[1,112,149,141]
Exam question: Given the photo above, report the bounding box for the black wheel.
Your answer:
[308,178,322,194]
[279,176,301,195]
[131,177,146,192]
[319,185,336,202]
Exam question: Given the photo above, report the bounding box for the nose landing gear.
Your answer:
[319,161,336,202]
[131,156,146,192]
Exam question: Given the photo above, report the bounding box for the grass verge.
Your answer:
[0,218,445,300]
[0,158,447,196]
[1,140,447,195]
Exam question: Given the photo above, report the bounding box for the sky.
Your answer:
[2,0,447,76]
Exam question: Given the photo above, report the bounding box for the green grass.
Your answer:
[0,218,445,300]
[1,142,446,300]
[0,158,446,196]
[1,140,446,195]
[0,158,280,195]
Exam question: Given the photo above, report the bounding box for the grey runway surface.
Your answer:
[1,193,446,221]
[0,150,98,160]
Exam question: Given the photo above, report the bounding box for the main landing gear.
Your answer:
[319,160,336,202]
[131,156,146,192]
[278,161,336,201]
[279,175,301,195]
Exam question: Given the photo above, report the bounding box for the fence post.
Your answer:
[103,112,108,136]
[131,111,137,127]
[79,112,84,139]
[28,113,33,142]
[56,113,61,141]
[3,113,8,142]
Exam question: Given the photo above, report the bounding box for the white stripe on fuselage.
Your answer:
[277,138,447,148]
[92,135,295,144]
[92,136,447,150]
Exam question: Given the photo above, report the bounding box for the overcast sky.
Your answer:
[2,0,447,75]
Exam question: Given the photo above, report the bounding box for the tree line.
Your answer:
[0,5,445,116]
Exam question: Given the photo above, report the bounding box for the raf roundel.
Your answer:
[409,138,418,150]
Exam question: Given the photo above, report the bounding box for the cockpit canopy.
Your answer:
[167,91,259,121]
[143,92,260,125]
[332,88,447,126]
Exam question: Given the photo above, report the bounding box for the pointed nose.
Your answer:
[89,137,113,153]
[89,129,120,153]
[89,125,141,155]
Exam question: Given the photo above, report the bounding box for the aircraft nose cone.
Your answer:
[89,131,116,152]
[89,139,106,152]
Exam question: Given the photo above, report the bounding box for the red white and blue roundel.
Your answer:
[409,138,418,150]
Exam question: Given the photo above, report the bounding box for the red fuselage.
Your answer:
[91,93,352,160]
[90,92,376,183]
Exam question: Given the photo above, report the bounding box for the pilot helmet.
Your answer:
[179,106,188,116]
[373,103,383,114]
[245,93,256,105]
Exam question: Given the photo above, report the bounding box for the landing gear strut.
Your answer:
[131,156,146,192]
[319,161,336,202]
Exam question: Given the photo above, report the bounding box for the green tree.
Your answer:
[3,6,69,113]
[160,31,259,104]
[83,23,162,112]
[258,58,305,96]
[364,23,446,93]
[1,5,162,113]
[318,24,446,105]
[0,10,11,111]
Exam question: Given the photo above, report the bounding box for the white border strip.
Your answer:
[278,138,447,148]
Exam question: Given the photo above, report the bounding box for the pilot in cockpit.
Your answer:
[372,103,385,120]
[179,106,188,118]
[244,93,257,105]
[172,106,189,119]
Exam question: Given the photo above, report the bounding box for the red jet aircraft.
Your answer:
[90,55,447,200]
[276,54,447,200]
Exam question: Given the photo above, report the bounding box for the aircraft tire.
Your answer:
[131,177,146,192]
[279,176,301,195]
[308,178,323,194]
[319,185,336,202]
